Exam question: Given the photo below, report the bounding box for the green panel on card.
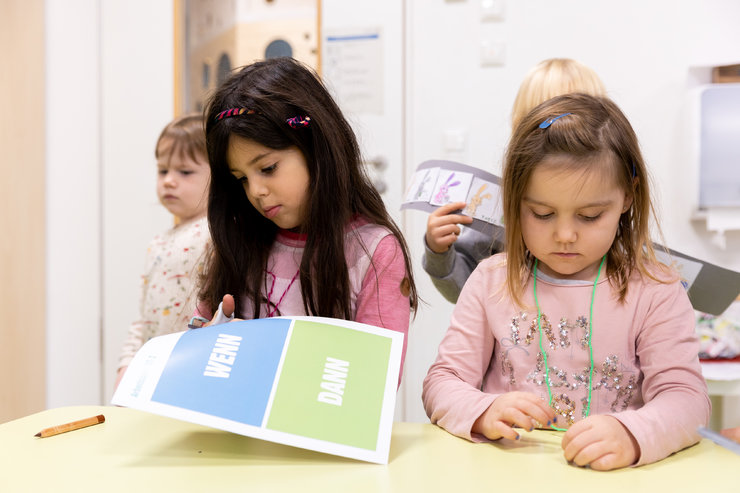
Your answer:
[266,320,391,450]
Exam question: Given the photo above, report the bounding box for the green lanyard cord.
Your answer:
[534,255,606,432]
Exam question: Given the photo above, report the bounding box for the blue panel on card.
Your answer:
[151,318,290,426]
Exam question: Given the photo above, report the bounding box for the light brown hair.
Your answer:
[155,113,207,164]
[503,93,667,307]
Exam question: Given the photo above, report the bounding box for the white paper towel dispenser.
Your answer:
[699,84,740,208]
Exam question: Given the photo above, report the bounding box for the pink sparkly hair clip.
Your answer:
[215,107,256,121]
[215,107,311,129]
[286,115,311,128]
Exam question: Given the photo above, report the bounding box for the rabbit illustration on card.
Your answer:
[434,173,461,204]
[465,183,492,215]
[414,170,434,200]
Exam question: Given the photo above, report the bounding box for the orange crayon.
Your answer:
[34,414,105,438]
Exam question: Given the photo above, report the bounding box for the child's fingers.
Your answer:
[431,222,463,239]
[426,204,473,250]
[720,427,740,443]
[562,421,604,465]
[565,437,608,468]
[428,211,473,230]
[222,294,235,317]
[526,401,558,428]
[426,217,467,253]
[562,425,589,461]
[490,420,521,441]
[497,407,541,433]
[511,393,557,428]
[437,214,473,227]
[563,431,624,470]
[480,391,559,440]
[203,295,236,327]
[562,416,637,470]
[431,202,467,217]
[586,452,623,471]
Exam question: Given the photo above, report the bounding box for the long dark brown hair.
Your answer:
[199,57,417,320]
[502,93,668,307]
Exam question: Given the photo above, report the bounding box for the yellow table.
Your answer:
[0,406,735,492]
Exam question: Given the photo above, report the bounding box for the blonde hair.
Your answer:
[510,58,606,129]
[503,93,667,308]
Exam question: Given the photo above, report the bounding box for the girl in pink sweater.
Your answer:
[422,93,710,470]
[195,58,417,375]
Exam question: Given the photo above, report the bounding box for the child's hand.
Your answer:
[720,426,740,444]
[202,294,240,327]
[425,202,474,254]
[472,391,557,441]
[561,415,639,470]
[220,294,235,318]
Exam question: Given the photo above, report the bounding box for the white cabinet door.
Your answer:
[321,0,416,420]
[320,1,406,222]
[321,1,457,424]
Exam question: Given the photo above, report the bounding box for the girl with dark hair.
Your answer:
[423,93,709,470]
[196,57,417,376]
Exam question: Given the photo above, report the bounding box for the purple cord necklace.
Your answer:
[265,269,300,317]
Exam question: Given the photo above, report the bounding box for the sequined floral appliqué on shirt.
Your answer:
[502,310,637,425]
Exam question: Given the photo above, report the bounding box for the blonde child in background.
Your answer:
[422,94,710,470]
[423,58,606,303]
[115,114,211,388]
[194,57,417,376]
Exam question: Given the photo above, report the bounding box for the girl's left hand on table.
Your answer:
[561,415,639,471]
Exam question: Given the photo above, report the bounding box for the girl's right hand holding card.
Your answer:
[472,391,557,440]
[425,201,473,254]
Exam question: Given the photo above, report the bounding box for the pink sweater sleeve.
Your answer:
[608,279,710,466]
[355,234,411,381]
[421,265,499,441]
[194,300,213,320]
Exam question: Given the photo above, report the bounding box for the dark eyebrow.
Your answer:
[249,152,272,166]
[229,151,273,174]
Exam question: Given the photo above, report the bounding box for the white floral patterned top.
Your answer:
[118,216,209,369]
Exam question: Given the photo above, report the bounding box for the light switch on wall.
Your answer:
[443,129,467,152]
[443,128,468,162]
[480,0,505,21]
[480,40,505,66]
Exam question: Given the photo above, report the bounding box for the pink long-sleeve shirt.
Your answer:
[422,253,710,466]
[198,218,411,376]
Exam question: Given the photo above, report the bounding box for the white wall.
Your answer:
[46,0,174,407]
[100,1,174,403]
[401,0,740,422]
[46,0,102,408]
